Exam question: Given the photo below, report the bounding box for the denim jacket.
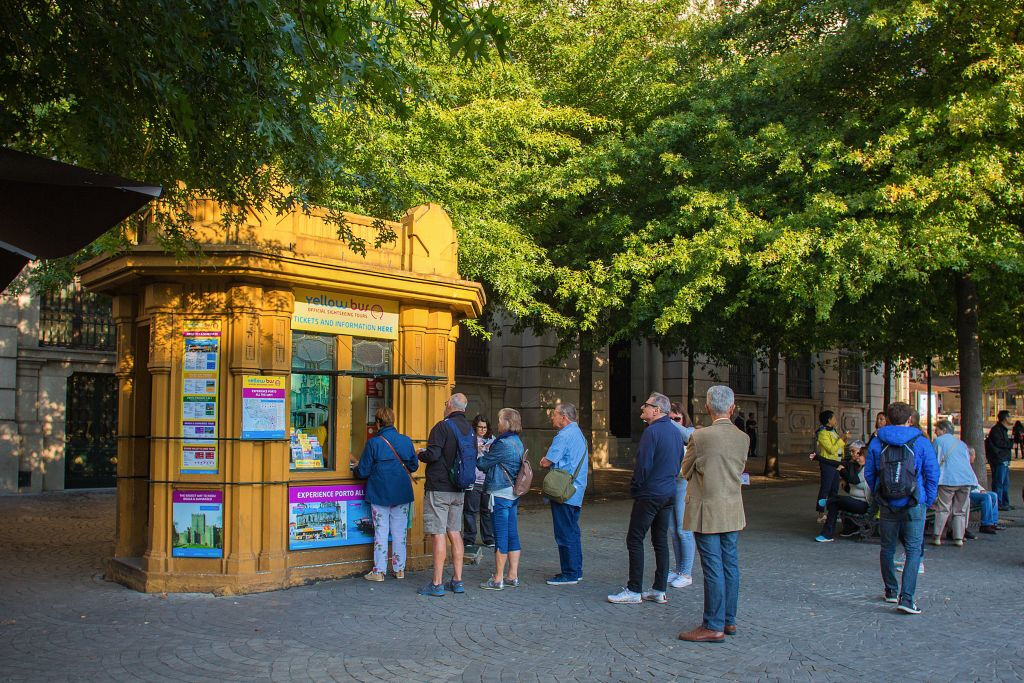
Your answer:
[477,432,524,493]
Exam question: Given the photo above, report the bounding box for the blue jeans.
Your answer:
[667,478,695,575]
[990,462,1010,507]
[694,531,739,632]
[879,503,925,607]
[816,461,841,511]
[970,491,998,526]
[550,501,583,580]
[492,497,521,554]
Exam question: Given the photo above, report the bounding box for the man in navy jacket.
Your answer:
[864,401,939,615]
[608,392,683,605]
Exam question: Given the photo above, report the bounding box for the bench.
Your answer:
[837,500,984,542]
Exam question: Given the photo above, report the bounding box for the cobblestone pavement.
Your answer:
[2,472,1023,682]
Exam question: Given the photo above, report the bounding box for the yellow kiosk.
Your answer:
[78,201,484,594]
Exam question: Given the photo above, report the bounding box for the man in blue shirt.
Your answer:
[864,401,939,615]
[608,392,683,605]
[540,403,589,586]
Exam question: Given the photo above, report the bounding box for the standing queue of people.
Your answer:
[359,392,588,597]
[349,386,750,644]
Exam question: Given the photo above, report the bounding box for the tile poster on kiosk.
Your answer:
[287,484,374,550]
[181,320,220,473]
[171,489,224,557]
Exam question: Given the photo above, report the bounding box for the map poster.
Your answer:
[288,484,373,550]
[181,320,220,474]
[241,376,287,440]
[172,490,224,558]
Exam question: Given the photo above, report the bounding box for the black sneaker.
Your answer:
[897,602,922,615]
[883,590,898,604]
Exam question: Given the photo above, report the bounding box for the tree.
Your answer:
[1,0,507,290]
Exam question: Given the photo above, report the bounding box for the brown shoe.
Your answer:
[395,570,405,580]
[363,571,385,582]
[724,624,737,636]
[678,626,725,643]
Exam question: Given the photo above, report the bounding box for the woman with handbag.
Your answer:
[352,406,418,581]
[476,407,527,590]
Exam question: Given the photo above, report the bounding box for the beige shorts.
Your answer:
[423,490,465,535]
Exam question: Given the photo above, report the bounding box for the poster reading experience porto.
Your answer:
[288,485,373,550]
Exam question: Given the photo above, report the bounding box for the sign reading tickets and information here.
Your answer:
[241,375,287,440]
[181,320,220,473]
[288,484,374,550]
[172,490,224,558]
[291,288,398,340]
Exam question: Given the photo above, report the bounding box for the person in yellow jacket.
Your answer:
[813,410,849,523]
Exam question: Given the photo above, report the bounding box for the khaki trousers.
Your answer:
[933,485,971,540]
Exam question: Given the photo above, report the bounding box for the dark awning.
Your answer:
[0,148,162,290]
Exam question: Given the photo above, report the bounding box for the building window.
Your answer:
[838,352,863,403]
[290,332,336,471]
[729,354,756,395]
[38,282,116,351]
[786,354,813,398]
[455,323,489,377]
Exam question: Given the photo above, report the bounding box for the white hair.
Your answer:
[556,403,578,422]
[449,393,468,411]
[647,392,671,415]
[706,385,735,416]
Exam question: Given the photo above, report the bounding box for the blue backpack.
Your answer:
[445,418,477,490]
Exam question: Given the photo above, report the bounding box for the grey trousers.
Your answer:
[933,485,971,540]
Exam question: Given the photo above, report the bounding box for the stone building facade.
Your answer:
[0,284,117,493]
[455,320,888,470]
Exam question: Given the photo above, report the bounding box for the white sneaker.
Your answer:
[642,590,668,604]
[667,571,680,584]
[671,574,693,589]
[607,588,642,604]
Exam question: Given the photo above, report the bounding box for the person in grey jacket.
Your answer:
[815,442,870,542]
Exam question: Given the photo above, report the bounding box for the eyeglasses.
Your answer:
[671,416,681,423]
[641,402,656,410]
[475,424,488,430]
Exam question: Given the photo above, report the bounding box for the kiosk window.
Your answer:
[348,338,393,458]
[290,332,336,470]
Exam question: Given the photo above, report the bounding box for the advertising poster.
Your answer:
[181,320,220,474]
[241,376,287,440]
[172,490,224,558]
[288,484,373,550]
[291,288,398,340]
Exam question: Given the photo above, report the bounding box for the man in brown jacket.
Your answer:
[678,385,748,643]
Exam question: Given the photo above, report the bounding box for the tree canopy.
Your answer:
[1,0,507,289]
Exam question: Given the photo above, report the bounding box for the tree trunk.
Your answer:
[883,357,892,410]
[578,342,595,492]
[955,274,986,482]
[764,348,781,477]
[686,349,696,422]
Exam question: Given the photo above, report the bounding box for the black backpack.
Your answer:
[876,434,920,507]
[444,418,478,490]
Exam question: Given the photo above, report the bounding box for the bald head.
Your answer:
[446,393,468,416]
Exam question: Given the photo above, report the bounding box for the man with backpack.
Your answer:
[417,393,475,597]
[864,401,939,615]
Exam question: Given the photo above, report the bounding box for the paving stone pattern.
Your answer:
[1,473,1022,682]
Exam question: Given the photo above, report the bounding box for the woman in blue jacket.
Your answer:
[476,407,525,590]
[353,406,418,581]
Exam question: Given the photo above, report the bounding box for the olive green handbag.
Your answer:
[542,451,587,503]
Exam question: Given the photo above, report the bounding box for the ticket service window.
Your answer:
[288,332,394,471]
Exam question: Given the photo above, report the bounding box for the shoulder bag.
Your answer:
[542,450,586,504]
[378,435,414,486]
